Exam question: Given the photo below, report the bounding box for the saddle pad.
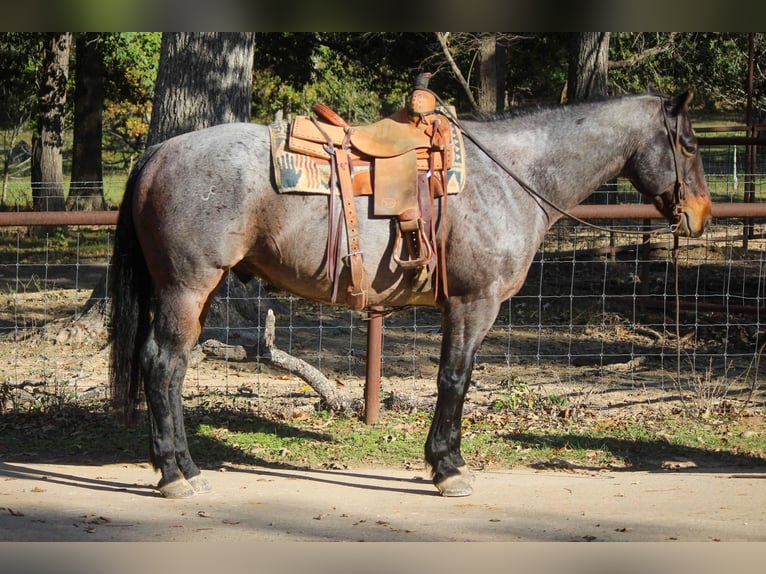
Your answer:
[269,113,466,196]
[270,119,370,195]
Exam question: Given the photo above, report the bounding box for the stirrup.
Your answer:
[393,218,434,269]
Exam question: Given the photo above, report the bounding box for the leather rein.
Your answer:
[438,96,689,239]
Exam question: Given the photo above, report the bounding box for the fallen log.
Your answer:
[260,309,352,413]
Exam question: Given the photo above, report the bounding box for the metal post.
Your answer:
[364,307,383,424]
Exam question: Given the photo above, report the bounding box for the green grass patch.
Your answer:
[0,226,112,265]
[2,400,763,474]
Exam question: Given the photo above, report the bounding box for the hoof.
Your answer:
[435,472,474,497]
[456,465,475,481]
[187,474,212,494]
[158,478,196,499]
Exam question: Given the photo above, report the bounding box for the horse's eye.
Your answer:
[680,133,697,157]
[681,143,697,157]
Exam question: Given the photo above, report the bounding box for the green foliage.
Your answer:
[100,32,161,170]
[609,33,753,113]
[2,32,764,186]
[251,33,426,123]
[0,33,43,132]
[506,34,570,106]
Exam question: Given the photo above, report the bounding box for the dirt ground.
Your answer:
[2,298,766,543]
[2,460,766,541]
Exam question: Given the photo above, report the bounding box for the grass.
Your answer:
[0,225,113,264]
[2,173,128,210]
[1,396,764,475]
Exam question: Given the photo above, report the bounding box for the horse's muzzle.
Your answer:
[674,195,712,238]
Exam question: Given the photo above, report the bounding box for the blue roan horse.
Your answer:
[110,89,712,498]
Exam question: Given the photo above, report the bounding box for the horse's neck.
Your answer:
[505,99,651,209]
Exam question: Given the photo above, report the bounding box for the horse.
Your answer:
[109,89,712,498]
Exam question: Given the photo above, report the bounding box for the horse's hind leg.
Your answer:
[427,297,500,496]
[142,287,217,498]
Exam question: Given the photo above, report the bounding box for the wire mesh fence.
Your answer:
[0,141,764,413]
[1,207,764,414]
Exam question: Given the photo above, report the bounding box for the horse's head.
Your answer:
[627,88,712,238]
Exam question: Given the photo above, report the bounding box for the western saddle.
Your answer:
[285,73,457,311]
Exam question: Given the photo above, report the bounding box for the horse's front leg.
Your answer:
[426,296,500,496]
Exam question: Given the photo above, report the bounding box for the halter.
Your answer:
[438,96,689,238]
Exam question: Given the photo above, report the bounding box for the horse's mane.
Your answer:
[467,93,652,124]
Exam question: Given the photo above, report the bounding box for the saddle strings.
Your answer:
[310,117,344,302]
[435,97,683,240]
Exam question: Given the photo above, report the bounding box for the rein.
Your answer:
[437,98,686,239]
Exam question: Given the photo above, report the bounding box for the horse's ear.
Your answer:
[670,86,694,115]
[646,82,658,95]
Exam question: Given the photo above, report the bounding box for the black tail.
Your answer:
[109,153,155,422]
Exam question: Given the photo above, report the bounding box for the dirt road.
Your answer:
[1,461,764,542]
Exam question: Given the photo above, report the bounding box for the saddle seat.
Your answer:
[284,78,458,310]
[290,108,453,167]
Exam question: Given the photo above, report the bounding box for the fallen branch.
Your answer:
[261,309,352,413]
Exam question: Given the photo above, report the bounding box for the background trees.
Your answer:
[148,32,255,145]
[0,32,763,212]
[31,32,70,213]
[0,33,41,207]
[69,32,105,210]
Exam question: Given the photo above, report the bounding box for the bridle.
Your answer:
[660,97,690,231]
[438,96,690,239]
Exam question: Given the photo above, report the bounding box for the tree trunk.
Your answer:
[148,32,255,145]
[32,33,70,213]
[567,32,610,103]
[567,33,615,219]
[477,34,506,114]
[68,32,106,211]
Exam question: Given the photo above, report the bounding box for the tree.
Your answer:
[69,32,106,211]
[433,32,531,114]
[148,32,255,145]
[0,33,41,207]
[477,33,506,114]
[251,33,425,123]
[31,32,70,212]
[567,32,610,103]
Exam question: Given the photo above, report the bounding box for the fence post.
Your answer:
[364,307,383,424]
